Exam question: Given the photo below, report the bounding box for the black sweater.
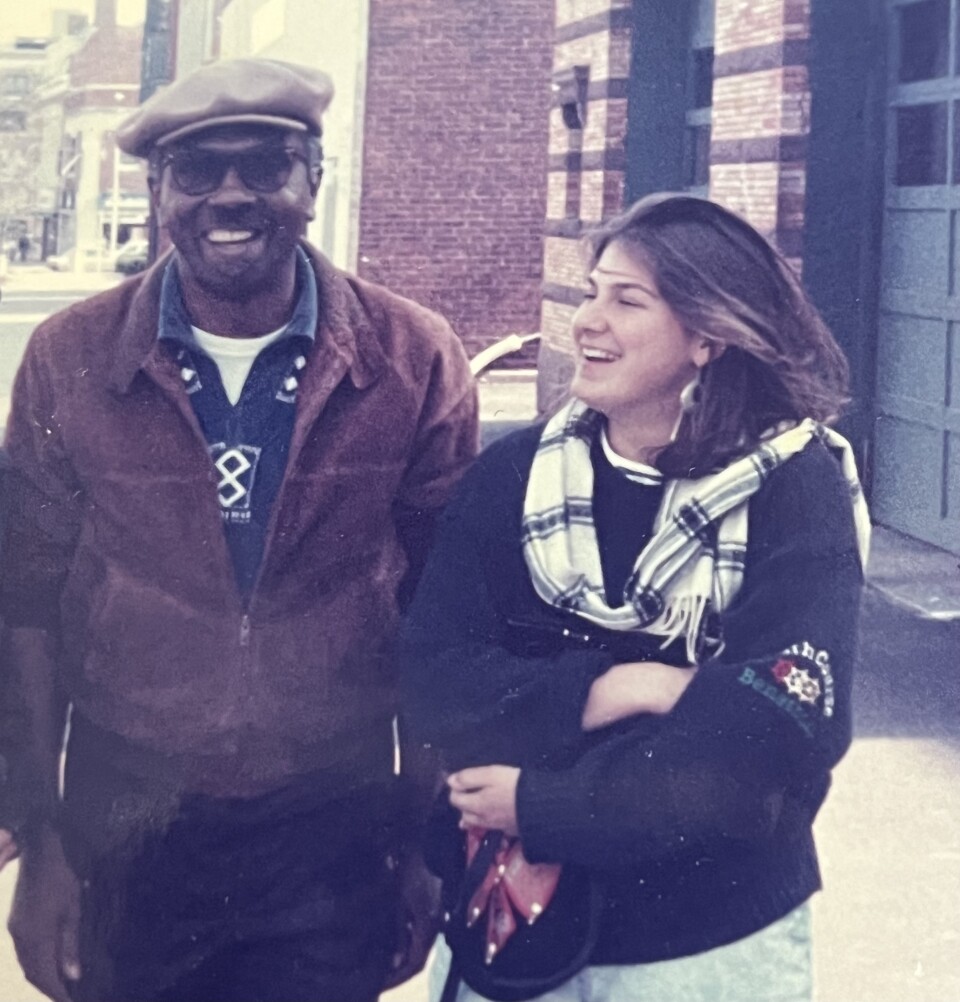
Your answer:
[399,424,863,964]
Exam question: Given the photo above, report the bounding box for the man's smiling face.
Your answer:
[151,125,318,300]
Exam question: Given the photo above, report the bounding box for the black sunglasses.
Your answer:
[160,146,312,196]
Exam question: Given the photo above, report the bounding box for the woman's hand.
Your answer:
[447,765,521,836]
[582,661,697,731]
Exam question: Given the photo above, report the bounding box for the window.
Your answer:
[896,103,948,185]
[899,1,949,82]
[691,47,714,110]
[0,111,26,132]
[684,0,714,196]
[953,104,960,183]
[685,125,711,189]
[0,73,32,97]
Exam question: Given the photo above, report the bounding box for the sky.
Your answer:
[0,0,143,44]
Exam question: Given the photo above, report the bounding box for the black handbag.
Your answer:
[428,798,604,1002]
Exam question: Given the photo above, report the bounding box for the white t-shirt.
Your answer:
[191,325,287,406]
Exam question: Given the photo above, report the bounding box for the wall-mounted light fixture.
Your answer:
[551,65,589,130]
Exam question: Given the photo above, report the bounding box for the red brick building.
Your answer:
[358,0,555,358]
[172,0,554,360]
[539,0,855,402]
[31,0,146,257]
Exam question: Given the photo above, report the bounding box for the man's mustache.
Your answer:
[201,210,273,231]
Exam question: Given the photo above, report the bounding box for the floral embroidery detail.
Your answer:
[784,665,822,705]
[771,658,792,682]
[771,657,822,707]
[782,642,836,717]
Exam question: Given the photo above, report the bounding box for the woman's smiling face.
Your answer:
[570,240,710,429]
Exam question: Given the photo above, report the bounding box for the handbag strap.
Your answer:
[440,828,504,1002]
[454,828,505,913]
[439,953,463,1002]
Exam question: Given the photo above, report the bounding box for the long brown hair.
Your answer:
[584,193,850,478]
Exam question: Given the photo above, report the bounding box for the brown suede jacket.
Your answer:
[0,244,478,799]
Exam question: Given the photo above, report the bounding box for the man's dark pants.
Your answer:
[60,716,403,1002]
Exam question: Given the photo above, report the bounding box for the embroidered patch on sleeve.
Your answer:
[736,642,836,738]
[779,641,836,718]
[771,659,821,706]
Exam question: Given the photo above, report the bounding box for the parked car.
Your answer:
[114,239,150,275]
[46,243,117,272]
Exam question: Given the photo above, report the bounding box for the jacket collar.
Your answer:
[109,241,386,394]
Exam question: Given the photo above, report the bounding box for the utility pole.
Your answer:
[109,144,121,256]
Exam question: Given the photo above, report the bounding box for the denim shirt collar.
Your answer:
[157,246,318,348]
[110,242,387,395]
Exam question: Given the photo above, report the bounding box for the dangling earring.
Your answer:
[670,371,702,443]
[679,372,702,413]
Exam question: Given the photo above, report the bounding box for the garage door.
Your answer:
[875,0,960,553]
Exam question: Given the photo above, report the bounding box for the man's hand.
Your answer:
[0,829,20,872]
[447,765,521,836]
[582,661,697,731]
[8,825,82,1002]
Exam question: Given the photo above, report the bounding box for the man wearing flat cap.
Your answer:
[0,58,477,1002]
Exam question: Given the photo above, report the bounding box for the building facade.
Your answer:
[358,0,553,356]
[26,1,147,260]
[170,0,553,357]
[0,39,48,254]
[539,0,957,556]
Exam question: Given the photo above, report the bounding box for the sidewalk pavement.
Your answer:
[476,367,537,424]
[0,262,123,296]
[866,525,960,620]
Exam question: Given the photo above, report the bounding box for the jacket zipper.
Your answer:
[146,351,250,649]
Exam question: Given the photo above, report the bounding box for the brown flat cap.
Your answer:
[117,58,334,158]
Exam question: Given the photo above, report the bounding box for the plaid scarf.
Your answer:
[522,399,871,664]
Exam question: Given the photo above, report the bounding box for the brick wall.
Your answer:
[537,0,817,408]
[538,0,633,410]
[69,24,144,90]
[358,0,554,359]
[710,0,811,261]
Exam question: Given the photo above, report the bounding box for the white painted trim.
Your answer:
[346,0,370,275]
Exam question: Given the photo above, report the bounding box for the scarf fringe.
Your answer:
[644,593,712,665]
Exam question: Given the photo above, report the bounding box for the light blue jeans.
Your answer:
[430,903,812,1002]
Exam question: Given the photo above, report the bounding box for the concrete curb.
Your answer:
[865,526,960,622]
[0,265,123,296]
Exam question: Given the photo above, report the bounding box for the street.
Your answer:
[0,272,957,1001]
[0,266,122,423]
[0,292,80,416]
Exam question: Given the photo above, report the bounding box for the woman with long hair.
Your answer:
[401,194,870,1002]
